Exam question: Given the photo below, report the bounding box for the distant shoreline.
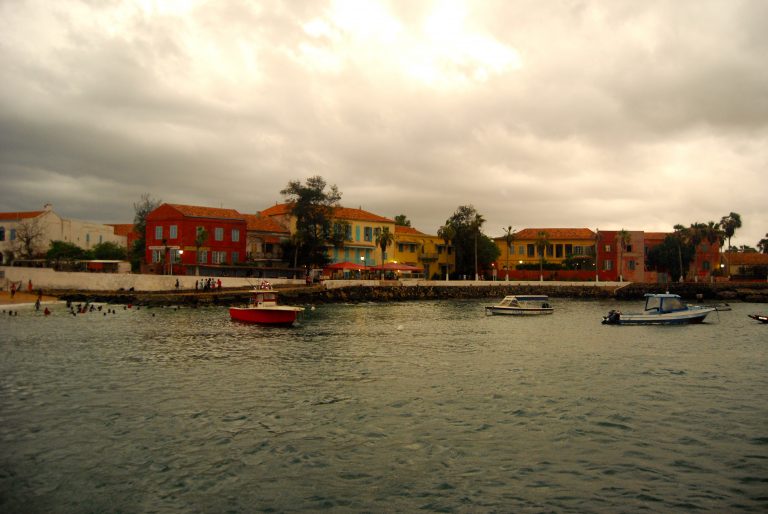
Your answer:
[18,281,768,307]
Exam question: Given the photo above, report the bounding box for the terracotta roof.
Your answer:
[108,224,137,236]
[0,210,45,221]
[260,203,293,216]
[644,232,670,240]
[166,204,244,220]
[242,213,289,233]
[260,203,394,223]
[723,252,768,265]
[395,225,426,235]
[512,228,596,240]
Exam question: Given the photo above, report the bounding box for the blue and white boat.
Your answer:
[485,295,554,316]
[602,293,715,325]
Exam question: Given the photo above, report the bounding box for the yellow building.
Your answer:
[393,225,455,279]
[260,203,395,266]
[494,228,596,275]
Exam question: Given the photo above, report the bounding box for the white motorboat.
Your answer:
[485,295,554,316]
[602,293,715,325]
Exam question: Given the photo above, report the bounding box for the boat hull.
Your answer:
[603,308,714,325]
[485,306,554,316]
[748,314,768,324]
[229,306,302,326]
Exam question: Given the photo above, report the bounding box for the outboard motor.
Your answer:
[602,310,621,325]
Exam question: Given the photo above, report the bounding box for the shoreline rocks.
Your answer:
[52,281,768,306]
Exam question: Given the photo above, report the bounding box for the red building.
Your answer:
[144,204,247,274]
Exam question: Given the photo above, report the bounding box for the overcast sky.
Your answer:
[1,0,766,246]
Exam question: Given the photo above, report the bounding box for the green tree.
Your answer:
[394,214,411,227]
[91,241,127,260]
[281,176,342,268]
[535,231,550,281]
[720,212,742,252]
[647,233,695,282]
[47,240,87,269]
[443,205,499,278]
[375,226,396,266]
[758,234,768,254]
[194,227,208,276]
[130,193,161,271]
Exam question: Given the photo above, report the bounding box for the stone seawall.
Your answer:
[54,281,768,306]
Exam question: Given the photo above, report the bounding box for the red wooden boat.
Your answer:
[229,283,304,326]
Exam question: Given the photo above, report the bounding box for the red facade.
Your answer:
[145,204,247,274]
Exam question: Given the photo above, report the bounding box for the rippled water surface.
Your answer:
[1,298,767,513]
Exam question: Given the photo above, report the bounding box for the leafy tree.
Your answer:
[535,231,550,281]
[91,241,127,260]
[47,240,87,269]
[280,176,342,268]
[375,226,396,265]
[720,212,742,252]
[443,205,499,278]
[758,234,768,254]
[130,193,161,271]
[648,232,695,282]
[194,227,208,276]
[394,214,411,227]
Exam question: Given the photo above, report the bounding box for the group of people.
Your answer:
[8,279,33,299]
[195,278,222,291]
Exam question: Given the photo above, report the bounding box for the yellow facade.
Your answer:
[394,226,455,279]
[494,228,597,271]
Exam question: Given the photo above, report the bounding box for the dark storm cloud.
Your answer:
[0,0,765,244]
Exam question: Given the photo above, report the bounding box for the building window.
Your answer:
[212,251,226,264]
[198,250,208,264]
[345,225,352,241]
[604,244,611,253]
[628,260,635,271]
[10,229,16,240]
[0,227,4,241]
[171,249,181,263]
[169,225,177,239]
[152,250,163,263]
[527,244,535,257]
[364,227,372,242]
[232,251,239,264]
[702,261,710,271]
[574,246,584,255]
[398,243,404,252]
[214,227,223,241]
[603,260,612,271]
[99,235,103,244]
[86,233,90,244]
[355,225,360,241]
[374,227,381,240]
[155,226,163,240]
[232,229,240,242]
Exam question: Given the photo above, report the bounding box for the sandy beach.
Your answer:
[0,290,58,306]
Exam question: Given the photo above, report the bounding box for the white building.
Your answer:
[0,204,126,263]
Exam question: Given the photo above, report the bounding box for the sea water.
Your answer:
[1,299,766,512]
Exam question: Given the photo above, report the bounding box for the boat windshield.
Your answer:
[660,297,685,312]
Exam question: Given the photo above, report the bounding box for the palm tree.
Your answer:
[535,231,549,281]
[703,221,724,280]
[437,224,455,280]
[470,212,485,280]
[194,228,208,276]
[720,212,742,252]
[616,229,630,282]
[502,226,516,281]
[375,226,395,266]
